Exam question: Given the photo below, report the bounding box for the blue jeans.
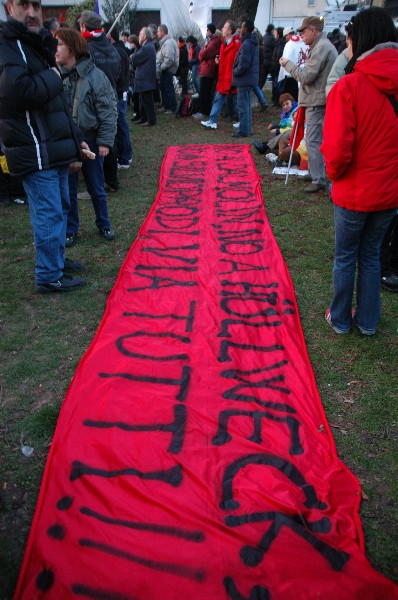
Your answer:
[23,168,69,283]
[252,85,267,106]
[67,141,111,234]
[191,64,200,93]
[209,91,237,124]
[237,86,252,136]
[160,70,177,111]
[330,205,396,333]
[115,98,132,166]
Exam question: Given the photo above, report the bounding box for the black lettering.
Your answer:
[220,453,327,511]
[116,331,190,362]
[219,341,284,363]
[124,301,196,333]
[99,366,191,401]
[212,409,303,455]
[70,461,183,486]
[127,273,197,292]
[84,404,187,454]
[80,506,204,541]
[79,539,205,581]
[224,577,270,600]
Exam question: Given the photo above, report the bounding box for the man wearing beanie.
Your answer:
[280,16,337,193]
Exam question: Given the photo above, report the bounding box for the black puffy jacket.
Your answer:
[0,18,82,177]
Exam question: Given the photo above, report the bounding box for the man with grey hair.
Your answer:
[132,27,157,126]
[156,23,179,114]
[280,16,337,193]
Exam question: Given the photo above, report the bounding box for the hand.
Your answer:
[279,57,287,67]
[80,141,90,152]
[98,145,109,157]
[270,129,277,135]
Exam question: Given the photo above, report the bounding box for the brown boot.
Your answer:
[304,183,325,193]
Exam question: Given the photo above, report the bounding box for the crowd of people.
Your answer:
[0,2,397,335]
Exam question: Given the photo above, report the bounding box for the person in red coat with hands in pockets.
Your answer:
[192,23,220,119]
[200,20,240,130]
[321,7,398,336]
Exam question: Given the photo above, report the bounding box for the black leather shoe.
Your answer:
[381,273,398,292]
[252,141,269,154]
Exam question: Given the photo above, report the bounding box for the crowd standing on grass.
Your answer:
[1,2,397,309]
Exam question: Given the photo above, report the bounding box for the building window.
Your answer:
[308,0,315,5]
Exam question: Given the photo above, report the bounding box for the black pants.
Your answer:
[139,90,157,125]
[199,76,216,116]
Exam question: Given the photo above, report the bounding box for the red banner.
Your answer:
[15,145,397,599]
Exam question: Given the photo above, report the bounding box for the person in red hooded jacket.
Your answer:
[200,20,240,130]
[321,7,398,336]
[192,23,221,118]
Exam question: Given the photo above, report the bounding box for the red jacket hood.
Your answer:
[354,44,398,96]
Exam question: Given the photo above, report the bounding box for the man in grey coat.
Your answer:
[133,27,157,126]
[232,19,259,138]
[156,24,179,113]
[280,16,337,193]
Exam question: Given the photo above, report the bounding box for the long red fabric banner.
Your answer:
[15,145,397,599]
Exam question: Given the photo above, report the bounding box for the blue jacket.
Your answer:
[132,40,156,93]
[232,32,259,87]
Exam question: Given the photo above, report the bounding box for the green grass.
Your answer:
[0,94,397,597]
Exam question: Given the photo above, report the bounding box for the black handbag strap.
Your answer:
[387,94,398,117]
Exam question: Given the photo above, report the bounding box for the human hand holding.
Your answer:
[98,145,109,157]
[279,57,287,67]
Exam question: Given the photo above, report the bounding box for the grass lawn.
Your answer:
[0,95,397,598]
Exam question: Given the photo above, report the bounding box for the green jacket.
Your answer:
[61,57,117,148]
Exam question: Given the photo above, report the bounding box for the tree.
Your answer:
[67,0,94,27]
[227,0,260,24]
[102,0,138,31]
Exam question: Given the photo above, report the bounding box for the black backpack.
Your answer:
[176,94,191,118]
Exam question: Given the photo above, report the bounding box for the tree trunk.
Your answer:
[227,0,260,24]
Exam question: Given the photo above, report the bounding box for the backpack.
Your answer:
[176,94,191,118]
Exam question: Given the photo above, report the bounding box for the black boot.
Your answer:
[252,141,270,155]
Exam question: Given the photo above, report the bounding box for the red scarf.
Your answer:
[81,30,103,39]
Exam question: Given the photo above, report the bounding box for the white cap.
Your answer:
[283,26,294,37]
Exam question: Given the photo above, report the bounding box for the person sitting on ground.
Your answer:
[55,27,117,246]
[252,92,298,154]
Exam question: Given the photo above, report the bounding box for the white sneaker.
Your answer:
[201,120,217,129]
[191,93,199,99]
[192,112,206,119]
[232,122,240,129]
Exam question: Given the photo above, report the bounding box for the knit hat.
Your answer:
[283,26,294,37]
[297,16,324,32]
[79,10,102,30]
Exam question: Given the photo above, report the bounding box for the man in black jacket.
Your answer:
[132,27,157,126]
[0,0,87,293]
[79,10,121,190]
[103,22,133,168]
